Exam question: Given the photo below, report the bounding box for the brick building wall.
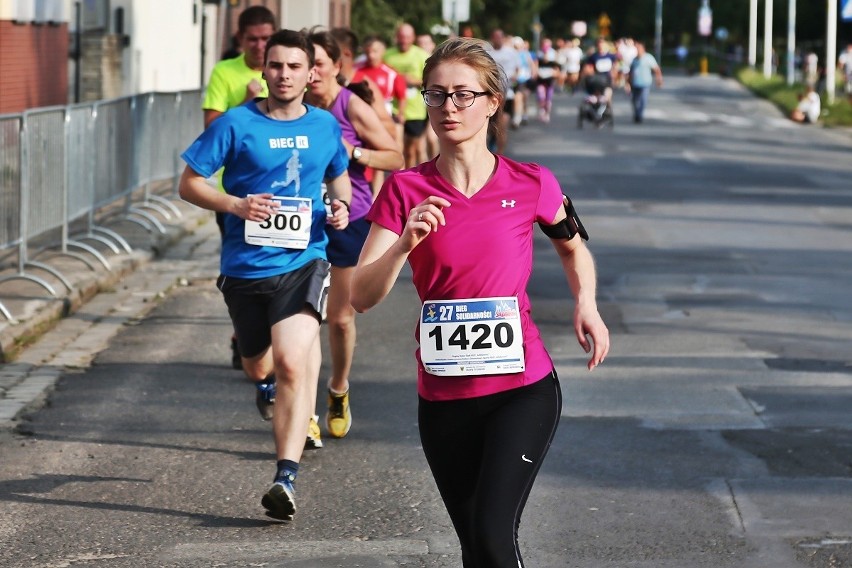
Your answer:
[0,21,69,114]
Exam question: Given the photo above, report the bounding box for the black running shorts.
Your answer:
[217,259,330,358]
[403,118,428,138]
[325,217,370,268]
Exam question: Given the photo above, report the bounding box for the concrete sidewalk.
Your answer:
[0,196,216,425]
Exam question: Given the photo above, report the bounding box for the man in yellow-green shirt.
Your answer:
[203,6,275,128]
[383,23,430,168]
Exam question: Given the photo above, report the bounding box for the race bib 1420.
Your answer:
[419,297,525,376]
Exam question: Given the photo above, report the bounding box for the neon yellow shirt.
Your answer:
[383,46,429,120]
[202,53,268,113]
[202,53,268,191]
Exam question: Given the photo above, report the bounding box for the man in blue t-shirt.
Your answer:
[584,37,620,103]
[179,29,351,522]
[627,41,663,123]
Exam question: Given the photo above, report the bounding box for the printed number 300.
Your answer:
[427,323,514,351]
[259,214,302,231]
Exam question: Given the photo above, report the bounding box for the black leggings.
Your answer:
[418,371,563,568]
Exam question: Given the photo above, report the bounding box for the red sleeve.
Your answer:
[392,72,408,101]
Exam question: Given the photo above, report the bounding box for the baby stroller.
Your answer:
[577,77,614,129]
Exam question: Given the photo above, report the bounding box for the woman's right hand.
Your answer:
[402,196,451,251]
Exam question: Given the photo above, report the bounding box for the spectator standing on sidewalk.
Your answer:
[351,37,609,566]
[305,29,403,440]
[839,43,852,103]
[202,6,276,370]
[627,40,663,123]
[384,23,430,167]
[804,51,819,88]
[179,29,352,521]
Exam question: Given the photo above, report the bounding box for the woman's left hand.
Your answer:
[327,199,350,231]
[574,303,610,371]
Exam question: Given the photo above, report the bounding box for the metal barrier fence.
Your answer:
[0,89,204,323]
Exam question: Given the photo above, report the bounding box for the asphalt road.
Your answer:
[1,72,851,568]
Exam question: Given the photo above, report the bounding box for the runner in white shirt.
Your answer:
[561,38,585,94]
[486,29,520,154]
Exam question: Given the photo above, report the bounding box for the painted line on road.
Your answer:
[682,149,701,163]
[161,539,432,562]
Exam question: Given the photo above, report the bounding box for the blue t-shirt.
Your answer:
[181,101,349,278]
[629,53,659,88]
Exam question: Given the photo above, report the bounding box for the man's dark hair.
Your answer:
[265,29,315,68]
[331,27,359,55]
[238,6,276,33]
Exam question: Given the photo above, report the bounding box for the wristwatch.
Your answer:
[351,147,363,162]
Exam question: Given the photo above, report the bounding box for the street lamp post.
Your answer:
[786,0,796,85]
[749,0,758,67]
[655,0,663,63]
[826,0,837,104]
[763,0,774,78]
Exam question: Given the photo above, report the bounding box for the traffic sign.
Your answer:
[442,0,470,23]
[698,1,713,37]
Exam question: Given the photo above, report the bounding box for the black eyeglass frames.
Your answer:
[421,90,489,108]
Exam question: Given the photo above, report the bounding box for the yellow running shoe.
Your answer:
[326,389,351,438]
[305,415,323,449]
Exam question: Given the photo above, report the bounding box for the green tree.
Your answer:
[350,0,445,42]
[350,0,405,43]
[471,0,553,39]
[351,0,555,43]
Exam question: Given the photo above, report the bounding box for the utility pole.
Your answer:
[749,0,758,67]
[763,0,774,78]
[654,0,663,63]
[786,0,795,85]
[826,0,837,104]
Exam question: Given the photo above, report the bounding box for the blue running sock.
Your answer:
[256,374,276,397]
[275,459,299,484]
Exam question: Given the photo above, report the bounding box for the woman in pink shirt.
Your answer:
[352,38,609,567]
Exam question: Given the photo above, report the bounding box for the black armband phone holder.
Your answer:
[538,196,589,241]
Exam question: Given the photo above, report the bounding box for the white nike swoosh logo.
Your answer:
[522,455,532,463]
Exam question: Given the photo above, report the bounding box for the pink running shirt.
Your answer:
[367,156,566,401]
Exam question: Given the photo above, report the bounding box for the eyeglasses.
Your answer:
[421,90,489,108]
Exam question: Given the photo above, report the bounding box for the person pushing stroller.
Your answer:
[577,60,614,128]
